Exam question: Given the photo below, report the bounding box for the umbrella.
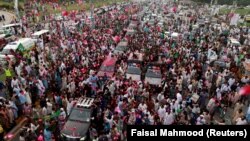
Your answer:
[239,85,250,96]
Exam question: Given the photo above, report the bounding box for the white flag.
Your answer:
[230,14,240,26]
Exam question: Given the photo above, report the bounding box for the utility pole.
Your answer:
[14,0,20,21]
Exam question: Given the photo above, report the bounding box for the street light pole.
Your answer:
[14,0,20,21]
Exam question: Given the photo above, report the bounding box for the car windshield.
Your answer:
[100,65,115,72]
[69,108,91,122]
[0,49,11,55]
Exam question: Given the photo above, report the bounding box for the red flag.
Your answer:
[62,11,68,16]
[83,40,88,45]
[239,85,250,96]
[157,26,161,32]
[228,13,234,19]
[112,36,120,43]
[106,29,113,34]
[172,6,177,13]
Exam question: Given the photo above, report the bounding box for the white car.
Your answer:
[207,49,218,63]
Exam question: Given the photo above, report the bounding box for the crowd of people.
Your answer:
[0,0,250,141]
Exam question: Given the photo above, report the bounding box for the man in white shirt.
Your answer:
[11,77,19,88]
[176,93,182,103]
[42,106,47,116]
[163,111,174,125]
[157,92,164,102]
[138,101,147,113]
[228,77,235,87]
[241,76,250,84]
[236,117,248,125]
[46,99,53,115]
[158,105,166,121]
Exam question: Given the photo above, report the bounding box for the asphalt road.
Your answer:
[0,11,16,27]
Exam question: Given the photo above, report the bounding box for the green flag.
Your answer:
[17,43,25,52]
[50,110,61,119]
[171,42,176,48]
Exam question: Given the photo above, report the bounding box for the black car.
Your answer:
[61,98,94,141]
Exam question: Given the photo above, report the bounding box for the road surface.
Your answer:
[0,11,16,27]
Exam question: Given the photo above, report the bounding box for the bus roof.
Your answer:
[4,38,33,50]
[1,23,21,28]
[32,30,49,36]
[171,32,179,37]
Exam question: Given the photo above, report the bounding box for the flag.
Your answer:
[230,14,240,26]
[228,13,234,19]
[106,29,113,34]
[172,6,177,13]
[83,40,88,45]
[239,85,250,96]
[62,10,68,16]
[112,36,120,43]
[78,0,83,4]
[17,43,25,52]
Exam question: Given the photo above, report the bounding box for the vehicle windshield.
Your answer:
[69,108,91,122]
[0,49,12,55]
[100,65,115,72]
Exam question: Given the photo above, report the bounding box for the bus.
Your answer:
[32,29,50,48]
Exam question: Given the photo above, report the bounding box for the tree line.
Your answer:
[192,0,250,6]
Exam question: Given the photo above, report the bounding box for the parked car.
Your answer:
[97,54,117,78]
[0,38,35,64]
[114,40,128,54]
[145,64,162,85]
[61,97,95,141]
[126,52,143,81]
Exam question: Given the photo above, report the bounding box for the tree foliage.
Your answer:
[192,0,250,6]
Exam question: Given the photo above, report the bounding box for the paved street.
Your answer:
[0,10,16,27]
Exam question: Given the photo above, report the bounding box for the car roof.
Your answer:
[4,38,33,50]
[127,66,141,74]
[117,41,128,47]
[102,57,117,66]
[1,23,20,28]
[32,30,49,36]
[76,97,95,108]
[146,68,162,78]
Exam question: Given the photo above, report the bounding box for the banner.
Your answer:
[127,125,250,141]
[230,14,240,26]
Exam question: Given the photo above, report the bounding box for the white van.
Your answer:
[32,29,50,48]
[228,38,241,46]
[0,38,35,63]
[0,23,21,35]
[171,32,179,40]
